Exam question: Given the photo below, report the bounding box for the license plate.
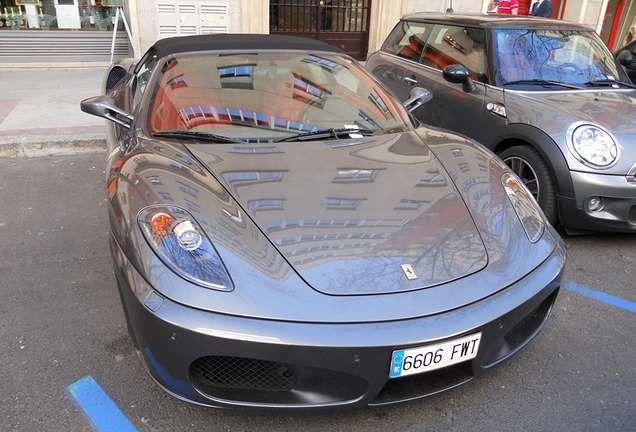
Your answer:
[390,333,482,378]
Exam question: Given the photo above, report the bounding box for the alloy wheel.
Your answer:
[503,156,540,201]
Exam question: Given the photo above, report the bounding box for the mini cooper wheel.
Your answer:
[500,145,557,225]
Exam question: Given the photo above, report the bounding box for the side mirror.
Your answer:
[403,87,433,112]
[616,50,634,66]
[443,64,475,93]
[80,95,134,129]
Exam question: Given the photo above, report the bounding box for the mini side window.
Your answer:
[382,21,434,62]
[420,25,487,82]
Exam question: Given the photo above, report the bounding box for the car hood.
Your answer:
[503,88,636,173]
[185,131,488,296]
[112,131,562,322]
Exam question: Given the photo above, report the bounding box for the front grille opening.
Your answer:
[190,355,370,406]
[371,363,473,406]
[190,356,297,392]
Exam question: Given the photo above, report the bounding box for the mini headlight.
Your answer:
[569,124,618,168]
[138,206,233,291]
[502,172,545,243]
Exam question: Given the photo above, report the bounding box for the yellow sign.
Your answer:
[401,264,418,280]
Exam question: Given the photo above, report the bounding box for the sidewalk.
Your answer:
[0,67,109,157]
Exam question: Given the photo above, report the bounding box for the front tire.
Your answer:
[499,145,558,225]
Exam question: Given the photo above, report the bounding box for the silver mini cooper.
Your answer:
[367,13,636,233]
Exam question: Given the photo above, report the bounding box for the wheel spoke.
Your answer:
[503,156,540,200]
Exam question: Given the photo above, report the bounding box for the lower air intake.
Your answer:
[189,356,297,392]
[105,66,127,93]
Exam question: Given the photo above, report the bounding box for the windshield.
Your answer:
[493,29,629,87]
[146,52,413,141]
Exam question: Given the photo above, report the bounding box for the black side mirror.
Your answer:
[443,64,475,93]
[616,50,634,66]
[80,95,134,129]
[403,87,433,112]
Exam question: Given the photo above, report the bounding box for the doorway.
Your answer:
[269,0,372,60]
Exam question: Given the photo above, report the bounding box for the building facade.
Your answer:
[0,0,131,65]
[0,0,633,67]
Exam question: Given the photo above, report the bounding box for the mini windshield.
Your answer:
[146,52,413,141]
[493,29,629,87]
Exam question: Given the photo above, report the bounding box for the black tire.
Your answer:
[499,145,558,225]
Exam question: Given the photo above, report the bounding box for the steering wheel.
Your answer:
[556,62,581,75]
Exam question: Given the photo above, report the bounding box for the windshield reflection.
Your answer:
[146,53,412,141]
[493,29,628,86]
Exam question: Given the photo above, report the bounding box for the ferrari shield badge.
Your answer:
[401,264,417,280]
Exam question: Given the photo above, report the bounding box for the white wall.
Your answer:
[562,0,608,32]
[132,0,243,54]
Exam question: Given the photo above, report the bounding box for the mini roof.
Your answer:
[148,33,345,60]
[401,12,591,30]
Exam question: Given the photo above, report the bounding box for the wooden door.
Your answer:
[270,0,372,60]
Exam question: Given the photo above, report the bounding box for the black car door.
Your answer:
[366,20,434,102]
[401,24,492,143]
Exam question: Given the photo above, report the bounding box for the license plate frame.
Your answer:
[389,333,482,378]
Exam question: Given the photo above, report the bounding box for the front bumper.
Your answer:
[558,170,636,232]
[112,234,565,411]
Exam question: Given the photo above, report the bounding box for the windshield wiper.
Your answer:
[153,130,245,144]
[276,127,376,142]
[503,80,584,90]
[584,79,636,89]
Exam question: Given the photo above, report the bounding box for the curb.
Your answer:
[0,135,107,158]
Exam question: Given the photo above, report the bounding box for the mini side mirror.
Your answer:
[443,64,476,93]
[80,95,134,129]
[616,50,634,66]
[403,87,433,112]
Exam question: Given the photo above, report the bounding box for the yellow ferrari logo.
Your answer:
[401,264,417,280]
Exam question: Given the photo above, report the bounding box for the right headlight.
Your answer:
[138,205,233,291]
[567,123,618,168]
[501,172,545,243]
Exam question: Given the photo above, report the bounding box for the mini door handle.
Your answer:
[404,76,418,84]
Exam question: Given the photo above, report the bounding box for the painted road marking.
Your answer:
[67,376,137,432]
[565,282,636,314]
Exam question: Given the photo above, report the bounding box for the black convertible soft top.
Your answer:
[148,33,345,60]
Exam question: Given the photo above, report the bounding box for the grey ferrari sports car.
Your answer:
[81,34,566,411]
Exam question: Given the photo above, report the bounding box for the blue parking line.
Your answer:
[67,376,137,432]
[565,282,636,314]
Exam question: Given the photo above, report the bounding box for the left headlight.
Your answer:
[502,172,545,243]
[138,206,234,291]
[567,123,618,168]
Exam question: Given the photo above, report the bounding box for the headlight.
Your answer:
[138,206,233,291]
[568,123,618,168]
[501,172,545,243]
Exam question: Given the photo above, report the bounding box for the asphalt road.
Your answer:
[1,153,634,432]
